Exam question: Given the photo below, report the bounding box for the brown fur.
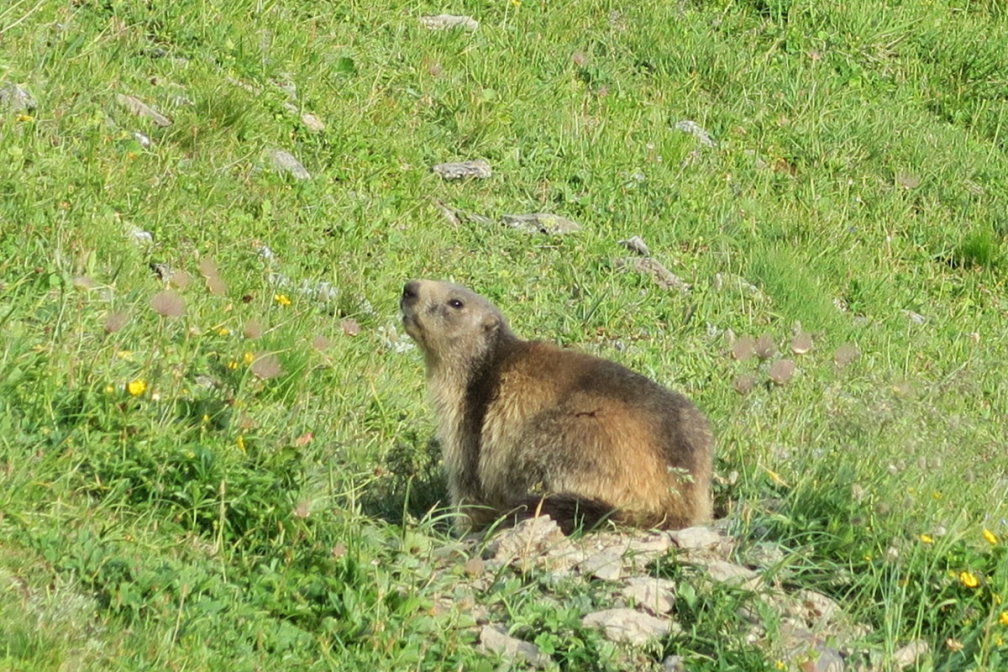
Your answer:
[400,279,714,534]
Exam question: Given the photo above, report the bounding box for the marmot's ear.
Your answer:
[482,313,499,333]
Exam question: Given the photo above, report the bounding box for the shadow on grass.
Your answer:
[359,431,450,529]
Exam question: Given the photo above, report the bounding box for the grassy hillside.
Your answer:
[1,0,1006,669]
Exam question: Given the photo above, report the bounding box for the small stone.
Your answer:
[432,159,492,180]
[501,213,582,235]
[713,273,765,300]
[479,625,551,668]
[780,624,845,672]
[301,112,325,132]
[795,589,841,626]
[805,645,844,672]
[620,577,676,615]
[701,560,759,588]
[787,641,845,672]
[896,172,921,190]
[674,119,716,147]
[663,655,686,672]
[435,201,462,225]
[0,81,37,112]
[617,257,690,293]
[892,640,929,670]
[486,516,568,571]
[669,526,723,551]
[623,534,673,564]
[72,275,95,290]
[579,550,622,581]
[903,309,926,325]
[299,279,336,302]
[115,93,172,127]
[582,608,672,645]
[744,541,786,568]
[618,235,651,256]
[420,14,479,31]
[128,226,154,245]
[268,148,311,180]
[436,201,495,227]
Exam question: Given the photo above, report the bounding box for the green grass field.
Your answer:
[1,1,1006,669]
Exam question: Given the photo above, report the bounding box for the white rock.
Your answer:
[486,517,570,571]
[301,112,325,132]
[127,226,154,245]
[116,93,172,127]
[674,119,716,147]
[582,608,672,645]
[796,589,841,625]
[620,577,676,615]
[479,625,550,668]
[420,14,479,31]
[618,235,651,256]
[268,148,311,180]
[432,159,492,180]
[0,81,37,112]
[579,550,622,581]
[669,526,723,550]
[892,639,930,670]
[501,213,582,235]
[616,257,690,293]
[701,560,760,588]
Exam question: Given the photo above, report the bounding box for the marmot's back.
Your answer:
[400,279,714,533]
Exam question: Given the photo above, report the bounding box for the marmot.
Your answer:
[400,279,713,534]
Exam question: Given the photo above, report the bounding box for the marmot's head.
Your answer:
[400,279,511,371]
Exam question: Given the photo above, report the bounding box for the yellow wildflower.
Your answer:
[983,529,999,546]
[274,293,292,307]
[236,435,246,452]
[16,113,33,123]
[243,351,255,365]
[946,638,964,652]
[227,360,238,370]
[1000,611,1008,627]
[919,534,934,544]
[126,379,147,396]
[774,661,786,671]
[217,327,231,336]
[959,571,979,589]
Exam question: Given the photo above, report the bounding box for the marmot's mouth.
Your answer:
[401,311,424,344]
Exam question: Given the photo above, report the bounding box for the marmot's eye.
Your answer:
[448,298,464,309]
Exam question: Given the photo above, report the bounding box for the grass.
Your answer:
[1,0,1007,669]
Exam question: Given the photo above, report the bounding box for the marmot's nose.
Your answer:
[402,280,420,303]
